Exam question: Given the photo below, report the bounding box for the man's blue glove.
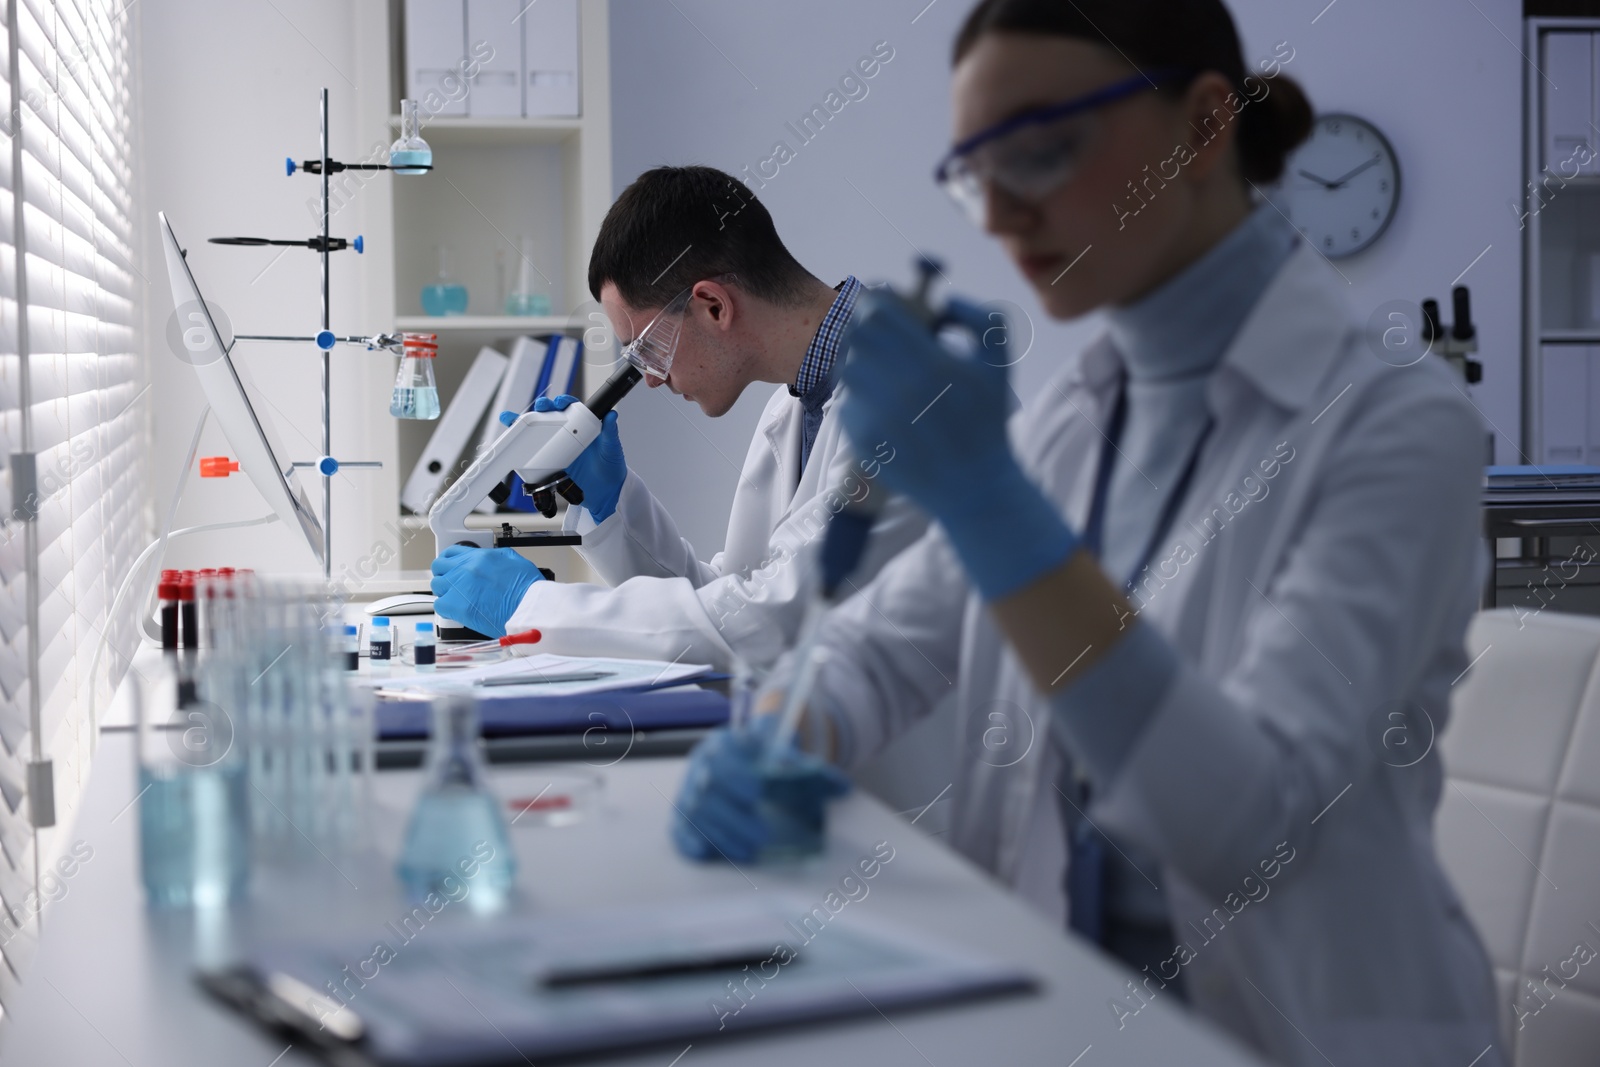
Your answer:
[429,545,542,638]
[498,394,627,524]
[838,290,1079,601]
[671,716,851,863]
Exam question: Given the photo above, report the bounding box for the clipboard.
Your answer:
[198,895,1036,1066]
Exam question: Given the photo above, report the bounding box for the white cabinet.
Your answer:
[1542,344,1589,463]
[405,0,469,117]
[1543,32,1597,174]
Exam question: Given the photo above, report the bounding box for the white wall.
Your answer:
[608,0,1526,557]
[139,0,396,578]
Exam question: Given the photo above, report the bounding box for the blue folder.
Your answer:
[376,685,729,740]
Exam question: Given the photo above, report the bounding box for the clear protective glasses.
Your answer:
[933,69,1188,223]
[618,274,736,380]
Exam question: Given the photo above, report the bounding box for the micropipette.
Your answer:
[766,257,945,763]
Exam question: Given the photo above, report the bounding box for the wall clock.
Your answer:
[1274,112,1400,259]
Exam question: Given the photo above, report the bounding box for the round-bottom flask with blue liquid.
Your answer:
[389,99,433,176]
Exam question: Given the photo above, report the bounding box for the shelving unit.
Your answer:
[1524,18,1600,465]
[358,0,614,576]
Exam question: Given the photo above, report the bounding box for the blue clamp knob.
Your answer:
[315,329,336,351]
[285,156,296,177]
[318,456,339,477]
[353,235,364,254]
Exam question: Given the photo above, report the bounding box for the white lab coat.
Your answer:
[504,384,928,670]
[809,243,1504,1067]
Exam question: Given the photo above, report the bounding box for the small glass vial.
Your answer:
[388,99,432,175]
[343,624,360,671]
[414,622,436,671]
[369,616,392,672]
[390,333,441,420]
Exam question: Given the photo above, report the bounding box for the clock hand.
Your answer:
[1327,156,1381,188]
[1297,168,1338,189]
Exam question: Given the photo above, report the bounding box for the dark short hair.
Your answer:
[953,0,1312,184]
[588,165,817,310]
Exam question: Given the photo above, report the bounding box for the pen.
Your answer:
[538,946,775,987]
[476,670,615,688]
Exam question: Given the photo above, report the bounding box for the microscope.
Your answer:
[427,363,643,557]
[1421,286,1483,386]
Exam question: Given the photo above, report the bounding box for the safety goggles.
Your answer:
[618,274,736,379]
[934,69,1188,223]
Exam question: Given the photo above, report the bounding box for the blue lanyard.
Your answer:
[1081,381,1214,591]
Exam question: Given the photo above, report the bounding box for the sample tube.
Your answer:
[343,624,360,671]
[158,570,181,651]
[178,573,199,651]
[413,622,436,671]
[196,568,219,648]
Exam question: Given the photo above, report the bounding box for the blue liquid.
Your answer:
[505,292,552,317]
[139,762,249,909]
[389,147,432,175]
[397,788,515,914]
[420,284,469,316]
[757,762,828,860]
[391,386,441,420]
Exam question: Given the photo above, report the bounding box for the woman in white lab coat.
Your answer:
[672,0,1504,1064]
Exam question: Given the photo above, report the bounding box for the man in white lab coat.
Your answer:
[430,165,927,668]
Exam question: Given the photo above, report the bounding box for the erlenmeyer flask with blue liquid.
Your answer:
[397,693,515,913]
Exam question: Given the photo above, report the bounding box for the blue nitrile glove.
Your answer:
[839,291,1080,601]
[671,715,851,863]
[429,545,542,638]
[498,394,627,523]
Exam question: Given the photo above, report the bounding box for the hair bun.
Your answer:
[1237,73,1313,184]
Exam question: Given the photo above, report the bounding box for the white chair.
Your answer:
[1438,608,1600,1067]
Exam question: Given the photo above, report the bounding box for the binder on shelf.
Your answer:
[536,333,583,400]
[474,334,554,513]
[523,0,579,117]
[500,335,583,514]
[465,0,524,118]
[405,0,468,118]
[401,345,508,515]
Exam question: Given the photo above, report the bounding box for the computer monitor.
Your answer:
[158,211,324,566]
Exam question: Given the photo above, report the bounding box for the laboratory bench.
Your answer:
[2,726,1263,1066]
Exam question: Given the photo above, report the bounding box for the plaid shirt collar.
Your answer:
[790,275,861,404]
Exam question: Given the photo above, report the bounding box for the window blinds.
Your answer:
[0,0,142,1017]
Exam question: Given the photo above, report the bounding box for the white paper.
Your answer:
[359,652,712,698]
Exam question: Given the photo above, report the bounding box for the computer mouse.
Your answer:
[365,593,436,616]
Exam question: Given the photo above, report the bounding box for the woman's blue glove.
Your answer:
[838,290,1080,601]
[671,716,851,863]
[429,545,543,638]
[499,394,627,523]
